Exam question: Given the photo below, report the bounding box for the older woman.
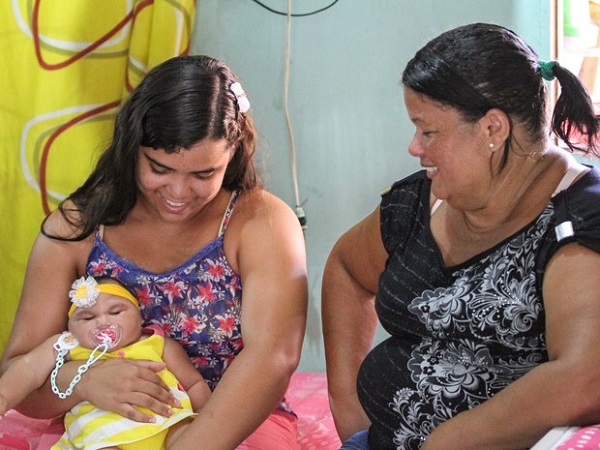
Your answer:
[323,23,600,450]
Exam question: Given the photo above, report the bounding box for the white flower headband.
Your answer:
[69,276,100,310]
[68,276,139,317]
[230,82,250,114]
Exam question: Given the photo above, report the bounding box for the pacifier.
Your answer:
[90,325,121,349]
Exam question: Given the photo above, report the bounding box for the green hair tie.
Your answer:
[539,60,557,81]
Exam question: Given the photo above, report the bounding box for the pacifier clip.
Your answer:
[50,332,111,399]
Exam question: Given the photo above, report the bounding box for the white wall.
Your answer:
[191,0,553,372]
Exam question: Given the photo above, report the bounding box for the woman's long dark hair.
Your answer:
[402,23,600,167]
[43,55,260,241]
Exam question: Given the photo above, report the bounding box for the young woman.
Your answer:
[1,55,308,449]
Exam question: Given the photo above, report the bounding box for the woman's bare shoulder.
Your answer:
[224,188,304,270]
[234,188,297,222]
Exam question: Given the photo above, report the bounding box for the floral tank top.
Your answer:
[86,191,243,391]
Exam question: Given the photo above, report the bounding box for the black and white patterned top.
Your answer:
[357,167,600,449]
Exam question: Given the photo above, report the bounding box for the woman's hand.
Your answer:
[68,358,178,422]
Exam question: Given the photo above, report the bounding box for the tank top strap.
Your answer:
[218,190,241,237]
[96,194,239,240]
[430,198,443,216]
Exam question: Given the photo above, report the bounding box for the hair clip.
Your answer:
[69,276,100,309]
[230,82,250,113]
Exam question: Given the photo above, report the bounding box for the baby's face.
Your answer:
[68,293,143,351]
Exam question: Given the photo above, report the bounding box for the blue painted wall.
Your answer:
[191,0,552,372]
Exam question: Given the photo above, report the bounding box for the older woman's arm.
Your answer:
[422,242,600,449]
[322,207,388,442]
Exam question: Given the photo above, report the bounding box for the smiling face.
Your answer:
[404,87,494,208]
[136,138,234,222]
[68,293,144,351]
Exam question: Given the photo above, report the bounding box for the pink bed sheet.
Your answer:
[0,372,341,450]
[287,372,341,450]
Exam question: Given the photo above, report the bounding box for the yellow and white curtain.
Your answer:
[0,0,196,352]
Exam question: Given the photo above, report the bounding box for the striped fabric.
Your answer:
[52,329,195,449]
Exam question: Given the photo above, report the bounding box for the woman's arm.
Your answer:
[169,190,308,450]
[1,216,89,417]
[422,243,600,449]
[321,207,388,441]
[162,336,211,411]
[1,210,175,421]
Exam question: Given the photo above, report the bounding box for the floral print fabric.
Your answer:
[86,192,242,390]
[357,169,600,450]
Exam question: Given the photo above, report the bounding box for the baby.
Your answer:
[0,276,210,449]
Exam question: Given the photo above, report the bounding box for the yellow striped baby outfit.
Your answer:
[52,326,195,449]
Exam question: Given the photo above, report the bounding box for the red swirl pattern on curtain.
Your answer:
[0,0,196,354]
